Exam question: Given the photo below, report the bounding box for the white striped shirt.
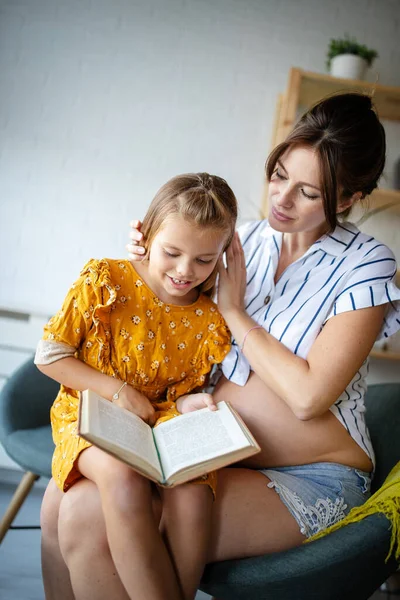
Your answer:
[221,220,400,466]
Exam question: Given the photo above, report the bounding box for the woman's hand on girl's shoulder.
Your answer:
[126,219,146,261]
[176,393,218,414]
[113,384,156,425]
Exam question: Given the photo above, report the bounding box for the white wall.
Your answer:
[0,0,399,395]
[1,0,400,314]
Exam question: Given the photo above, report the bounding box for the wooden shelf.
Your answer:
[370,349,400,361]
[362,188,400,216]
[296,69,400,122]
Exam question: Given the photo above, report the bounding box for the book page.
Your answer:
[83,393,161,476]
[153,402,252,480]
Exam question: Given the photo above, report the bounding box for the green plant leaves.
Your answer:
[326,35,378,69]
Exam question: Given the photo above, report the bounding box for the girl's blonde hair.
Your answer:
[141,173,238,296]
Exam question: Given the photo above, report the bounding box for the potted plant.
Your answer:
[326,36,378,80]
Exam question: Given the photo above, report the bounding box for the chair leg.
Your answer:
[0,471,40,543]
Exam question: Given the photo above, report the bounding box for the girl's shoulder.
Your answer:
[79,258,137,284]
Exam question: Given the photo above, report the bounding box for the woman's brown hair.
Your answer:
[266,93,386,231]
[141,173,238,296]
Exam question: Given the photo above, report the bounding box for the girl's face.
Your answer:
[268,145,329,239]
[146,215,227,305]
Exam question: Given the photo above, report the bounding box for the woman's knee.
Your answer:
[58,478,108,562]
[40,478,63,541]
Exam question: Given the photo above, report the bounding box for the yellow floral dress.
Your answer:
[42,259,231,492]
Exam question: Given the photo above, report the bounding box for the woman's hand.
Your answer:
[217,232,247,319]
[126,219,146,261]
[113,384,156,425]
[176,393,218,414]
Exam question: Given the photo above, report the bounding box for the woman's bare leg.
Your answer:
[59,479,130,600]
[161,483,213,600]
[78,447,183,600]
[207,467,305,562]
[40,479,74,600]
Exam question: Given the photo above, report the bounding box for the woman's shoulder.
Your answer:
[237,218,269,237]
[237,219,275,247]
[338,223,396,262]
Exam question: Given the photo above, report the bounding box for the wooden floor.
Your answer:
[0,478,211,600]
[0,478,398,599]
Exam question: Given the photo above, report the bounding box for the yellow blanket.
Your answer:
[307,461,400,562]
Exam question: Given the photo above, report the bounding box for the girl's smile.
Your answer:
[136,214,227,305]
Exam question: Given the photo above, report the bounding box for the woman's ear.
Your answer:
[336,191,362,214]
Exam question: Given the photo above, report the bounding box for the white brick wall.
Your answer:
[1,0,399,314]
[0,0,400,403]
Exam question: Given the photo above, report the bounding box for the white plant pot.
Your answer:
[330,54,368,80]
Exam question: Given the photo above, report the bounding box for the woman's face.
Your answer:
[268,145,329,239]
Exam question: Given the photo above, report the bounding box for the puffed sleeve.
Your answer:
[39,259,117,358]
[166,313,231,401]
[325,244,400,340]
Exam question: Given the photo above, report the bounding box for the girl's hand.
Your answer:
[126,219,146,261]
[113,384,156,426]
[176,393,218,414]
[217,232,247,318]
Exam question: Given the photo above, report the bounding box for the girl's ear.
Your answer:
[337,191,362,214]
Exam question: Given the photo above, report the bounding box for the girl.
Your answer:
[35,172,238,600]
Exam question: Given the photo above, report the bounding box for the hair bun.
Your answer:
[341,92,374,114]
[346,92,373,111]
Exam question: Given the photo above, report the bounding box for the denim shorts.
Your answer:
[260,462,371,538]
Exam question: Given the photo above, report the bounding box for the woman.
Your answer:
[40,92,400,600]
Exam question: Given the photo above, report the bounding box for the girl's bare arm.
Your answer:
[38,357,156,424]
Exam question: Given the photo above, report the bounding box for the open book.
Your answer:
[78,390,260,487]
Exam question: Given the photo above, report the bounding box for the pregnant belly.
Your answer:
[213,372,373,472]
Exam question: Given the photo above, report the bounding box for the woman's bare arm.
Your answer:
[217,234,387,420]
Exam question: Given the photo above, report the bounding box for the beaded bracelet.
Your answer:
[240,325,264,352]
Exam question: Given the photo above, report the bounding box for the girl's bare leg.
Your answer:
[40,479,74,600]
[161,483,213,600]
[78,447,183,600]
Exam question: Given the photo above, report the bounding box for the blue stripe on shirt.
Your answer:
[328,234,348,247]
[241,220,264,248]
[228,347,240,380]
[386,282,398,311]
[245,245,262,270]
[337,275,395,299]
[353,257,396,271]
[269,274,311,332]
[364,243,385,257]
[278,257,347,348]
[293,271,347,353]
[246,256,272,311]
